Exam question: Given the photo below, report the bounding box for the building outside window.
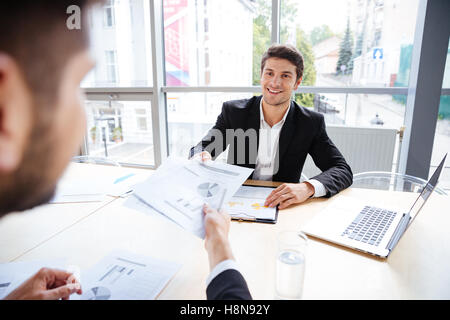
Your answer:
[103,0,115,27]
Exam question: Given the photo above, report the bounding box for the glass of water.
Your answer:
[275,230,308,300]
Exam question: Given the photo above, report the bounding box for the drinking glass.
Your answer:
[275,230,308,299]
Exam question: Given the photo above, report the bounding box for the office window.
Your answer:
[103,0,115,27]
[84,100,154,165]
[82,0,153,87]
[105,50,118,83]
[167,92,251,160]
[163,0,270,86]
[280,0,419,87]
[135,108,149,131]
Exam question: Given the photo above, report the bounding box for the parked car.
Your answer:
[315,94,343,114]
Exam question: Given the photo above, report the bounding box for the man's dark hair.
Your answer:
[0,0,101,105]
[260,44,304,81]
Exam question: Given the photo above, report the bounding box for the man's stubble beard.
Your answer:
[0,110,58,217]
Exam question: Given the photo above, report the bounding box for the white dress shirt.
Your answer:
[252,99,326,197]
[206,259,240,286]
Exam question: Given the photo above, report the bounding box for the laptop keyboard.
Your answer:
[341,206,397,246]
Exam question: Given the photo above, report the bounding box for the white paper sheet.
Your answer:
[50,178,109,203]
[75,250,181,300]
[49,171,149,203]
[133,157,253,238]
[0,259,66,299]
[225,185,277,221]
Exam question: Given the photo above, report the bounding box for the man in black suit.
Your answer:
[0,0,250,300]
[191,44,352,209]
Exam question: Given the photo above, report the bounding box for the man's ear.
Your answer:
[0,53,33,173]
[293,76,302,90]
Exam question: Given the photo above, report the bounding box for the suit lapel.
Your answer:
[275,101,297,172]
[245,96,261,167]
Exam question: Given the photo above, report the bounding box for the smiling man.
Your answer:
[190,44,353,209]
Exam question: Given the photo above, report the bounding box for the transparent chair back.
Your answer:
[71,156,121,167]
[353,171,447,196]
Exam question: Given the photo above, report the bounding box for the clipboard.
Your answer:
[225,185,278,224]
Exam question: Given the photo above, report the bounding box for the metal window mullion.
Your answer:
[149,0,168,167]
[271,0,280,44]
[161,86,409,95]
[85,93,152,101]
[83,87,153,94]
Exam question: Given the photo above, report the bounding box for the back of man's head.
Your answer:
[0,1,102,217]
[0,1,99,105]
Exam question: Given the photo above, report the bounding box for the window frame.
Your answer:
[82,0,450,178]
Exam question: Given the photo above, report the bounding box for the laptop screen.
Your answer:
[407,154,447,224]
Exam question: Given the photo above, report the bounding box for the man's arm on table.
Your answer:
[203,204,252,300]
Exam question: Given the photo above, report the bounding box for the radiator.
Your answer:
[302,125,398,179]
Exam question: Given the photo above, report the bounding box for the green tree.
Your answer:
[309,25,334,46]
[336,18,353,75]
[252,0,317,108]
[294,28,316,108]
[252,0,271,85]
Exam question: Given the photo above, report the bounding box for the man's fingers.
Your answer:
[203,203,217,215]
[41,283,81,300]
[42,268,72,282]
[268,193,294,208]
[201,152,212,162]
[279,198,296,210]
[265,185,287,205]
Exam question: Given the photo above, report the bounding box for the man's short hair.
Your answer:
[260,44,304,81]
[0,0,101,105]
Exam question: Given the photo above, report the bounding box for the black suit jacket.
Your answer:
[206,269,252,300]
[190,95,353,197]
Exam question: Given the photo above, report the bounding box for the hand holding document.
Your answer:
[0,259,66,299]
[0,251,180,300]
[132,156,253,238]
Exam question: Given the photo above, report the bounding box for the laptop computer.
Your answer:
[302,154,447,258]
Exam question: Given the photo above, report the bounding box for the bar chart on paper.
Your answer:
[78,251,181,300]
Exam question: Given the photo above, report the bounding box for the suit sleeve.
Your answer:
[206,269,252,300]
[308,114,353,197]
[189,103,229,160]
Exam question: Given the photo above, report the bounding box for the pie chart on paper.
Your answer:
[197,182,220,198]
[85,286,111,300]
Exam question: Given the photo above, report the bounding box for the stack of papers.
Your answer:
[75,250,180,300]
[130,157,253,238]
[50,171,149,203]
[0,251,180,300]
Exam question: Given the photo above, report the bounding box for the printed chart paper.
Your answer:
[76,250,180,300]
[133,157,253,238]
[225,185,277,221]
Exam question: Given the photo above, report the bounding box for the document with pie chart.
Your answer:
[75,250,180,300]
[225,185,278,223]
[132,156,253,238]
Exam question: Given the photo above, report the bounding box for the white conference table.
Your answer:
[1,163,450,299]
